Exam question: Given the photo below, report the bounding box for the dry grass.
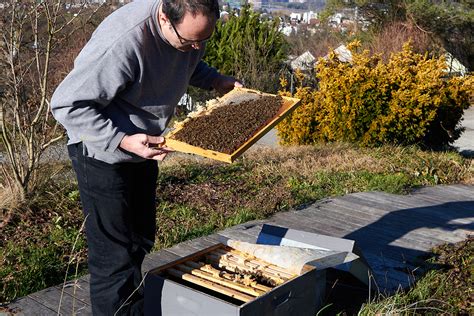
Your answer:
[0,186,22,213]
[163,143,474,186]
[245,144,388,176]
[368,21,435,62]
[0,166,25,223]
[243,144,469,181]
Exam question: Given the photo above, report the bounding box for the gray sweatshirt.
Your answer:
[51,0,218,164]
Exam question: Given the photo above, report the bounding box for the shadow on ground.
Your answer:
[319,201,474,315]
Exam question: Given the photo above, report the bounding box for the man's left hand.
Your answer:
[212,74,243,95]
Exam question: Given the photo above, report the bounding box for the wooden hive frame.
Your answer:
[165,88,301,163]
[151,244,298,303]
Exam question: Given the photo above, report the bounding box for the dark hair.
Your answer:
[162,0,219,24]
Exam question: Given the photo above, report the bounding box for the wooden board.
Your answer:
[165,88,301,163]
[6,297,57,316]
[28,286,92,315]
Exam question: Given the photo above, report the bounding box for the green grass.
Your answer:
[0,226,87,303]
[287,171,413,205]
[154,202,261,250]
[1,143,473,306]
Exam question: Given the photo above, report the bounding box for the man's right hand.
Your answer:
[119,134,173,161]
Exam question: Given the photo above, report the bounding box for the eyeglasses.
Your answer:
[169,20,212,45]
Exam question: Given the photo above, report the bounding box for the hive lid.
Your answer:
[254,224,372,286]
[165,88,301,163]
[222,239,359,275]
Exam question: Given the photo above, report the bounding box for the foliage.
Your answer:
[277,41,473,148]
[321,0,406,25]
[0,176,87,304]
[406,0,474,70]
[0,226,86,303]
[203,5,288,93]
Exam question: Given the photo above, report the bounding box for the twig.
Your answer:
[113,271,149,316]
[57,214,88,315]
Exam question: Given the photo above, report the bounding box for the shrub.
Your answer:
[0,1,110,198]
[203,5,288,93]
[277,41,473,148]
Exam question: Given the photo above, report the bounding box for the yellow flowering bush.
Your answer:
[277,41,473,148]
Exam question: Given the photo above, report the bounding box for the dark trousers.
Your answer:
[68,143,158,316]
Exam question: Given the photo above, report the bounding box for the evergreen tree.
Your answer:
[204,5,288,92]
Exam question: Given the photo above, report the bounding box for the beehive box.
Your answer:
[165,88,301,163]
[144,243,325,316]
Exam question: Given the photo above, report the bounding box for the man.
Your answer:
[51,0,241,314]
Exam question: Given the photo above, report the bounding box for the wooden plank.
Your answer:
[267,212,332,234]
[145,249,181,269]
[269,211,436,273]
[358,190,473,215]
[450,184,474,197]
[28,286,92,315]
[315,204,466,250]
[362,253,414,289]
[142,255,161,272]
[301,206,382,230]
[55,277,91,307]
[165,235,222,257]
[371,272,410,294]
[364,189,474,211]
[330,196,428,222]
[294,206,368,230]
[216,225,261,244]
[315,208,439,248]
[6,297,56,316]
[357,192,435,209]
[333,193,474,231]
[411,189,463,202]
[276,206,438,255]
[411,193,474,210]
[329,195,398,215]
[348,192,418,210]
[410,192,474,211]
[315,201,460,247]
[276,208,362,234]
[407,227,471,243]
[362,200,474,239]
[149,244,224,275]
[269,213,353,238]
[409,193,474,213]
[426,185,474,198]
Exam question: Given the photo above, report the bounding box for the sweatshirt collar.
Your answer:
[151,0,169,44]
